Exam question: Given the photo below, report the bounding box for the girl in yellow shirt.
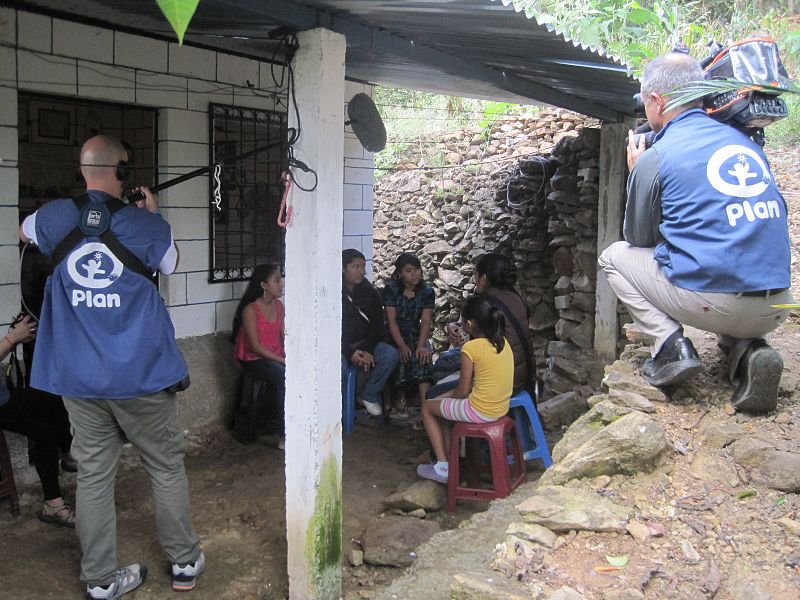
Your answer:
[417,295,514,484]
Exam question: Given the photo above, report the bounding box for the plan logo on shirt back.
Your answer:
[707,144,781,227]
[66,242,123,307]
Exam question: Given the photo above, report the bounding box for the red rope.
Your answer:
[277,171,293,228]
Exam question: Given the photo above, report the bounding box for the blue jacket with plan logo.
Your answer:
[649,109,790,292]
[26,190,188,399]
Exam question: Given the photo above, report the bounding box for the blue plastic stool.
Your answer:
[342,365,359,434]
[508,391,552,468]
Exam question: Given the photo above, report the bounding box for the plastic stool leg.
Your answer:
[509,392,552,468]
[527,407,552,468]
[342,366,358,434]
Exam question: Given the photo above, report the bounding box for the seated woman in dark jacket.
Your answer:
[474,253,534,395]
[426,252,535,401]
[341,249,400,416]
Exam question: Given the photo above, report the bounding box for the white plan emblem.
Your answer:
[67,243,124,307]
[67,243,123,288]
[706,144,771,198]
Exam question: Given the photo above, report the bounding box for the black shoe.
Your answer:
[731,340,783,413]
[641,331,703,387]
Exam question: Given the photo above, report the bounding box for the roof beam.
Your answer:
[217,0,627,121]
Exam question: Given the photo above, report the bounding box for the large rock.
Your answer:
[505,521,558,548]
[688,450,740,487]
[422,239,453,255]
[551,400,633,463]
[530,302,558,331]
[696,422,745,449]
[383,480,446,512]
[517,485,633,532]
[728,437,772,466]
[601,361,667,402]
[540,411,669,485]
[537,392,588,431]
[587,390,655,413]
[362,516,441,567]
[746,450,800,492]
[550,588,586,600]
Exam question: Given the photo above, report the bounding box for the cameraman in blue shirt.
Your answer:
[598,53,792,413]
[19,135,205,598]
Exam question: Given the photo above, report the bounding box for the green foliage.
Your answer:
[515,0,799,75]
[155,0,201,44]
[515,0,799,147]
[372,87,537,179]
[767,95,800,146]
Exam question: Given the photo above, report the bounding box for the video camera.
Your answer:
[634,37,792,148]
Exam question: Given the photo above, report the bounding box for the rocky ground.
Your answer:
[1,146,798,600]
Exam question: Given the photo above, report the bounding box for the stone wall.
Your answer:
[373,109,610,401]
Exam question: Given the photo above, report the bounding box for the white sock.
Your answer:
[434,461,448,476]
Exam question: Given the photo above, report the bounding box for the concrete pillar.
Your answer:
[594,120,634,362]
[284,28,346,600]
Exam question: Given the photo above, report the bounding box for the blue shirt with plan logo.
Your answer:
[627,109,790,293]
[26,190,188,399]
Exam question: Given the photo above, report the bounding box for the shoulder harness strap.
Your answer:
[487,293,537,403]
[51,195,155,283]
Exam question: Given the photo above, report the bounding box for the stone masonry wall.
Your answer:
[373,109,609,401]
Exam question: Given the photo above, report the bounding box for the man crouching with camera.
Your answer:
[598,52,792,413]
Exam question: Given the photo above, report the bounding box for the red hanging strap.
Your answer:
[277,171,293,228]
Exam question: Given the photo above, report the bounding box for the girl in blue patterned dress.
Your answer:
[383,253,436,412]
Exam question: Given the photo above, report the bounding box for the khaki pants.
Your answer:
[64,391,200,586]
[598,242,791,366]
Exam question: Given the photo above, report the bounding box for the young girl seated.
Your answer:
[232,263,286,446]
[417,295,514,484]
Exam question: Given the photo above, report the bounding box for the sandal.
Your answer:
[39,501,76,528]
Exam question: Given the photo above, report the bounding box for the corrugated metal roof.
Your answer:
[11,0,639,120]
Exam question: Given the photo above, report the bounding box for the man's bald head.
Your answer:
[80,135,128,195]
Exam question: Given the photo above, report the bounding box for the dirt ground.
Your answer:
[0,411,499,599]
[1,145,798,600]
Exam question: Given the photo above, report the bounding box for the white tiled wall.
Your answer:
[0,7,377,336]
[342,80,376,278]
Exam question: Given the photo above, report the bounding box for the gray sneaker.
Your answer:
[86,564,147,599]
[172,550,206,592]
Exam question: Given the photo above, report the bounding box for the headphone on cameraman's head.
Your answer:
[116,161,132,183]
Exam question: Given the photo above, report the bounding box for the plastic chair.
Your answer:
[0,430,20,514]
[342,365,359,434]
[447,416,526,513]
[508,390,552,468]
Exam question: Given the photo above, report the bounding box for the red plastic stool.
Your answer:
[447,416,526,513]
[0,430,20,514]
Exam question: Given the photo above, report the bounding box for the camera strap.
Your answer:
[51,195,155,283]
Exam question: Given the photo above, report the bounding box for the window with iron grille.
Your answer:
[209,103,288,282]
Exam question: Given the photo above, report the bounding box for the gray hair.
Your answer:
[641,53,704,100]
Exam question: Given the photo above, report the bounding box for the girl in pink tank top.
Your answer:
[232,264,286,446]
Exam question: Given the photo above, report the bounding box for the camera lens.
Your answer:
[633,93,645,113]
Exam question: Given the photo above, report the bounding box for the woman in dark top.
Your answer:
[341,249,400,416]
[474,253,534,394]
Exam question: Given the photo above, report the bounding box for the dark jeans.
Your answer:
[0,388,71,500]
[425,378,458,400]
[240,358,286,431]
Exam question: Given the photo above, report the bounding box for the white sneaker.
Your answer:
[356,396,383,416]
[172,550,206,592]
[86,563,147,599]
